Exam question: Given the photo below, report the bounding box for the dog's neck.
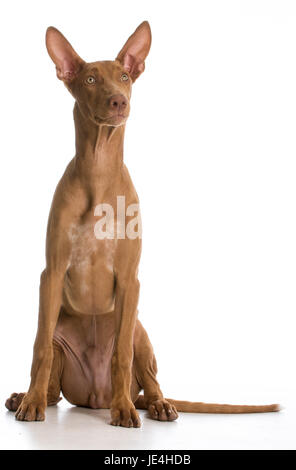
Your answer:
[73,102,125,178]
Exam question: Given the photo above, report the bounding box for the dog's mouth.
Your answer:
[94,113,128,127]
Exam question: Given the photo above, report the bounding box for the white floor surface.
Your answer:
[1,390,295,450]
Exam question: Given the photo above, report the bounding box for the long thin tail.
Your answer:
[134,395,280,414]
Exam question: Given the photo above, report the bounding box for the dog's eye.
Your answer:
[86,76,96,85]
[121,73,129,82]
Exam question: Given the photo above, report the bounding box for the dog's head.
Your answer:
[46,22,151,127]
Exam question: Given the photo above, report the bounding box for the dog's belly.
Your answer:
[60,345,113,409]
[63,221,116,315]
[54,311,115,408]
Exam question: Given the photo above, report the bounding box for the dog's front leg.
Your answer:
[15,268,65,421]
[110,270,141,428]
[15,207,71,422]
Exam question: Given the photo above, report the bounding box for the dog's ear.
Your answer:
[46,27,85,82]
[116,21,152,82]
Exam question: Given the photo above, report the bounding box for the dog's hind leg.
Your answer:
[5,343,63,415]
[133,320,178,422]
[46,343,63,406]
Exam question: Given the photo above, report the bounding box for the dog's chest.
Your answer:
[65,218,117,313]
[68,220,116,272]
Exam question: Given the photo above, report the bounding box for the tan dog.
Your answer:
[5,22,279,427]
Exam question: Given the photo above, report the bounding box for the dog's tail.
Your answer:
[134,395,280,414]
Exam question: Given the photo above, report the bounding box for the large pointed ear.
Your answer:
[116,21,152,82]
[45,27,85,82]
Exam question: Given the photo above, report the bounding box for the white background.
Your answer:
[0,0,296,450]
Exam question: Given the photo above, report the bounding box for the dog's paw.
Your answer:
[110,399,141,428]
[148,399,178,422]
[14,393,46,422]
[5,392,26,412]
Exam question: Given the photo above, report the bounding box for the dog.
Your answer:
[5,22,280,427]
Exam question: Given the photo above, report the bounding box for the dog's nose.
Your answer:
[109,94,127,112]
